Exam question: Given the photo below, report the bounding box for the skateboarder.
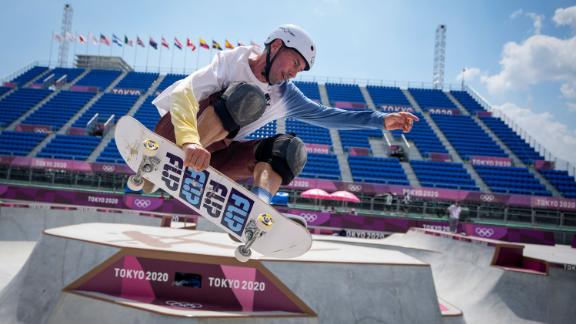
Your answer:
[149,24,419,205]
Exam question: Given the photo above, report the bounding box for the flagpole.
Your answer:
[170,44,175,73]
[134,42,138,70]
[195,48,200,72]
[183,45,188,74]
[145,44,150,72]
[48,31,54,68]
[72,33,77,67]
[158,45,162,73]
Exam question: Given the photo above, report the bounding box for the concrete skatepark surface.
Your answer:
[1,204,575,323]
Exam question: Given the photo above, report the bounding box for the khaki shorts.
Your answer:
[154,112,262,182]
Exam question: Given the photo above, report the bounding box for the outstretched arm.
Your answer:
[283,82,418,131]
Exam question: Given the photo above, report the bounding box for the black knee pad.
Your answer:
[213,82,267,133]
[255,134,307,185]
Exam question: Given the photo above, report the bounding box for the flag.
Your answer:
[53,33,63,42]
[137,36,145,47]
[149,37,158,49]
[250,40,260,48]
[186,38,196,51]
[78,34,86,44]
[225,39,234,49]
[112,34,123,47]
[212,40,222,50]
[237,41,245,47]
[174,37,183,50]
[65,32,75,42]
[161,37,169,49]
[124,35,133,47]
[91,34,99,45]
[100,34,110,46]
[199,38,209,49]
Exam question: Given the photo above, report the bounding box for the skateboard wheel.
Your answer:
[234,246,251,262]
[142,139,159,157]
[256,213,274,232]
[127,175,144,191]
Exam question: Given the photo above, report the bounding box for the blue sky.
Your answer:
[1,0,575,165]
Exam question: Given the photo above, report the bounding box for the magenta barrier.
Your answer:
[67,127,88,136]
[69,85,99,93]
[0,184,192,214]
[470,155,512,167]
[572,235,576,248]
[477,111,492,117]
[333,101,366,109]
[0,184,562,245]
[348,147,371,156]
[28,84,45,89]
[304,143,331,154]
[2,82,16,88]
[281,208,556,245]
[379,105,414,112]
[429,152,452,162]
[1,155,575,211]
[15,124,53,133]
[427,108,461,115]
[534,160,555,170]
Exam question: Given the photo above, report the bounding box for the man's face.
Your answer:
[268,47,307,84]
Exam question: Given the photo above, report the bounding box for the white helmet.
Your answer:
[265,24,316,71]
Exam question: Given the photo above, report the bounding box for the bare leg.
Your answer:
[252,162,282,196]
[197,105,228,147]
[143,106,228,193]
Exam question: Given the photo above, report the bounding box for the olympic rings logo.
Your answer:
[299,213,318,223]
[102,165,116,172]
[134,199,152,208]
[475,227,495,237]
[348,185,362,192]
[165,300,203,309]
[480,194,495,202]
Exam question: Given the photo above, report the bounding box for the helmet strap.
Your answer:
[263,43,283,85]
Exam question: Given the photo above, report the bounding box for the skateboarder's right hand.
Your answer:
[182,143,211,171]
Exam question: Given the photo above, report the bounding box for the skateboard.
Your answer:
[114,116,312,262]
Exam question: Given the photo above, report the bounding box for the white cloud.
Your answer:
[568,102,576,112]
[553,5,576,31]
[510,9,544,34]
[561,81,576,99]
[492,103,576,163]
[481,35,576,95]
[456,67,481,82]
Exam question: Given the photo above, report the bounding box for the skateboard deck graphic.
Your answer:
[115,116,312,261]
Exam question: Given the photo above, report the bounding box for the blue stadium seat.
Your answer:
[366,85,411,107]
[339,129,383,150]
[115,72,159,92]
[390,113,447,156]
[431,114,506,159]
[75,69,122,90]
[96,139,123,164]
[0,88,53,127]
[480,116,543,164]
[133,97,161,130]
[0,131,47,156]
[0,86,12,97]
[325,83,366,105]
[285,118,331,145]
[474,165,551,196]
[246,121,277,140]
[539,169,576,198]
[37,134,101,161]
[10,66,49,86]
[450,90,485,113]
[73,93,138,128]
[293,81,321,100]
[23,90,95,130]
[348,156,409,185]
[45,67,85,84]
[411,160,478,191]
[156,73,186,92]
[300,153,341,180]
[408,88,456,110]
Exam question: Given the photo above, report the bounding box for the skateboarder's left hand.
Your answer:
[183,143,211,171]
[384,112,419,133]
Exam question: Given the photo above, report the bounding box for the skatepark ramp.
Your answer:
[0,223,443,323]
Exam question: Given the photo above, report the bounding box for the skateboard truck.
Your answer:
[127,139,160,191]
[234,213,274,262]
